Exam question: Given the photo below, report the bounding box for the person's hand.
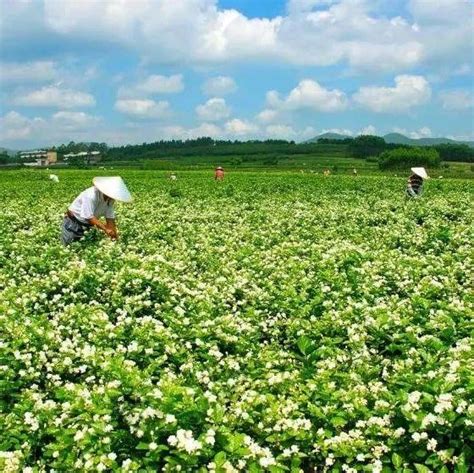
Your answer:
[105,227,116,238]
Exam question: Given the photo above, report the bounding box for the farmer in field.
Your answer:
[406,167,428,198]
[61,176,132,245]
[215,166,225,180]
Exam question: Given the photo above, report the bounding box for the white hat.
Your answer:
[93,176,132,202]
[411,167,429,179]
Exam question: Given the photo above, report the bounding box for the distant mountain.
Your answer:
[305,132,474,147]
[305,132,351,142]
[383,133,474,147]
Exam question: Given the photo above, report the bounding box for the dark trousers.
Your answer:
[60,215,91,246]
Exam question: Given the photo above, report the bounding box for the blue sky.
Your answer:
[0,0,473,149]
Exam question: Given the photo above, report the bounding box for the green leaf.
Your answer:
[297,336,314,356]
[330,416,347,427]
[136,442,150,450]
[392,452,403,468]
[214,451,227,467]
[414,464,430,473]
[456,453,468,473]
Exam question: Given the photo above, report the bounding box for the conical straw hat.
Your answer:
[411,167,429,179]
[93,176,132,202]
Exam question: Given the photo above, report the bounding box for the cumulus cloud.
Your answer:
[202,76,237,96]
[161,122,222,140]
[353,75,431,113]
[115,99,170,119]
[358,125,377,135]
[393,126,433,139]
[13,85,96,108]
[22,0,464,73]
[0,61,58,83]
[0,110,100,143]
[0,111,43,140]
[136,74,183,94]
[267,80,348,112]
[118,74,184,99]
[256,108,280,124]
[439,90,474,111]
[224,118,259,137]
[264,124,299,140]
[52,111,100,130]
[196,98,230,121]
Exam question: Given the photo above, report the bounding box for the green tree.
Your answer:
[378,147,440,170]
[434,144,474,163]
[348,135,386,158]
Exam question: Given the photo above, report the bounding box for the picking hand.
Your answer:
[105,227,116,238]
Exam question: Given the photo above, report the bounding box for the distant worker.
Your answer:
[406,167,428,198]
[61,176,132,246]
[215,166,225,180]
[49,174,59,183]
[323,169,331,177]
[353,168,357,176]
[169,173,177,181]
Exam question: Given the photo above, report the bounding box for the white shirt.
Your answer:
[68,186,115,223]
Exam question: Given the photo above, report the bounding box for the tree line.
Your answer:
[3,136,473,168]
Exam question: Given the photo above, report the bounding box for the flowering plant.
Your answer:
[0,170,472,472]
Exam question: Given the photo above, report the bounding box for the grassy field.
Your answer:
[57,155,474,179]
[0,170,473,472]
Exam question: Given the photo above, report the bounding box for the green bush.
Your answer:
[378,147,440,170]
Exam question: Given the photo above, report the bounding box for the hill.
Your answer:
[305,132,350,142]
[306,132,474,147]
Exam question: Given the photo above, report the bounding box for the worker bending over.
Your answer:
[61,176,132,245]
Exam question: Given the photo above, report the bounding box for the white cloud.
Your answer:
[52,111,100,130]
[439,90,474,111]
[118,74,184,99]
[263,124,318,142]
[135,74,184,94]
[161,122,222,140]
[0,110,100,143]
[353,75,431,113]
[115,99,170,119]
[224,118,259,137]
[0,111,42,140]
[358,125,377,135]
[256,108,280,123]
[321,128,354,136]
[196,97,230,121]
[265,124,297,140]
[393,126,433,139]
[0,61,58,83]
[3,0,471,75]
[13,85,96,108]
[267,79,348,112]
[287,0,337,14]
[202,76,237,96]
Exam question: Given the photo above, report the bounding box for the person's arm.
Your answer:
[87,217,115,237]
[106,218,118,239]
